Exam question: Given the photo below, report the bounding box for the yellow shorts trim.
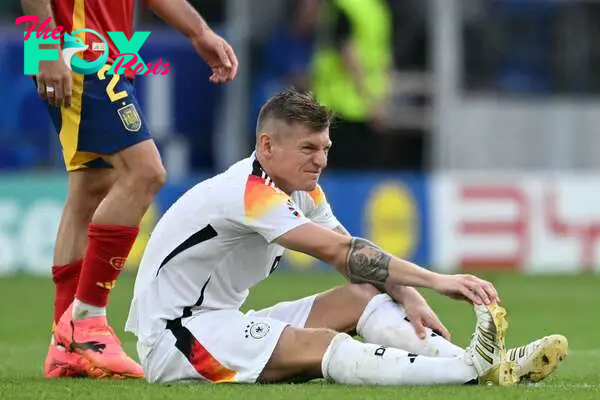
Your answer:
[58,0,101,172]
[58,72,103,172]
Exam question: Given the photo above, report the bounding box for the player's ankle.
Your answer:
[72,298,106,320]
[52,260,83,324]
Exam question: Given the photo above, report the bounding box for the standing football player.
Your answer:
[20,0,238,379]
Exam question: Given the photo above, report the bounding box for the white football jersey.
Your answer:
[125,154,341,349]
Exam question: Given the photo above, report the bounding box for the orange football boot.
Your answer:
[53,304,144,379]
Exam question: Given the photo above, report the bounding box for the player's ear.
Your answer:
[258,132,274,158]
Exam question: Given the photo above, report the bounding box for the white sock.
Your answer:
[357,293,465,357]
[72,298,106,320]
[322,333,477,385]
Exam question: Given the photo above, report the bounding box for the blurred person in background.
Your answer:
[311,0,392,169]
[251,0,320,142]
[19,0,237,380]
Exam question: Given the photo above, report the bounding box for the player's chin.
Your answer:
[300,179,318,192]
[297,172,320,190]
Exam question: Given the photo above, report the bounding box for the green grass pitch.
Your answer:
[1,270,599,399]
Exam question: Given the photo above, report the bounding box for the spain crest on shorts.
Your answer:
[117,104,142,132]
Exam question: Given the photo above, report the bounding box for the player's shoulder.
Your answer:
[293,183,327,207]
[243,159,292,220]
[307,184,327,206]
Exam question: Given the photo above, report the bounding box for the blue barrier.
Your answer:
[0,171,430,274]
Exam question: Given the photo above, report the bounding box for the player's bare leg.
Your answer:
[299,283,465,356]
[54,139,166,378]
[45,169,115,379]
[53,169,117,268]
[93,139,166,228]
[258,300,515,386]
[303,283,567,384]
[303,283,381,333]
[305,284,466,355]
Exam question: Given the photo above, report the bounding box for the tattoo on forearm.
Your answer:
[346,237,391,288]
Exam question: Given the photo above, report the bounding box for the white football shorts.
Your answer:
[139,294,317,384]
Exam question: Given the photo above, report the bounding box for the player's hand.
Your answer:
[191,29,238,84]
[432,274,500,306]
[401,287,451,340]
[36,57,73,108]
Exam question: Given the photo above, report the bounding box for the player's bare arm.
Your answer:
[145,0,238,83]
[19,0,72,107]
[334,225,417,299]
[277,222,499,306]
[20,0,53,25]
[332,225,350,236]
[335,225,407,293]
[331,223,450,338]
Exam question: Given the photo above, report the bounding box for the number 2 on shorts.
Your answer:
[97,64,128,103]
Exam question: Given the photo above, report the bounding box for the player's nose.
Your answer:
[313,151,327,169]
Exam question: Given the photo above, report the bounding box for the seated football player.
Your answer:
[125,89,567,386]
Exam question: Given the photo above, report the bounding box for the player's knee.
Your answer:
[130,161,167,194]
[343,283,381,320]
[146,163,167,190]
[335,284,380,333]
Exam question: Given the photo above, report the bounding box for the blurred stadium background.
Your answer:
[3,0,600,275]
[2,0,600,397]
